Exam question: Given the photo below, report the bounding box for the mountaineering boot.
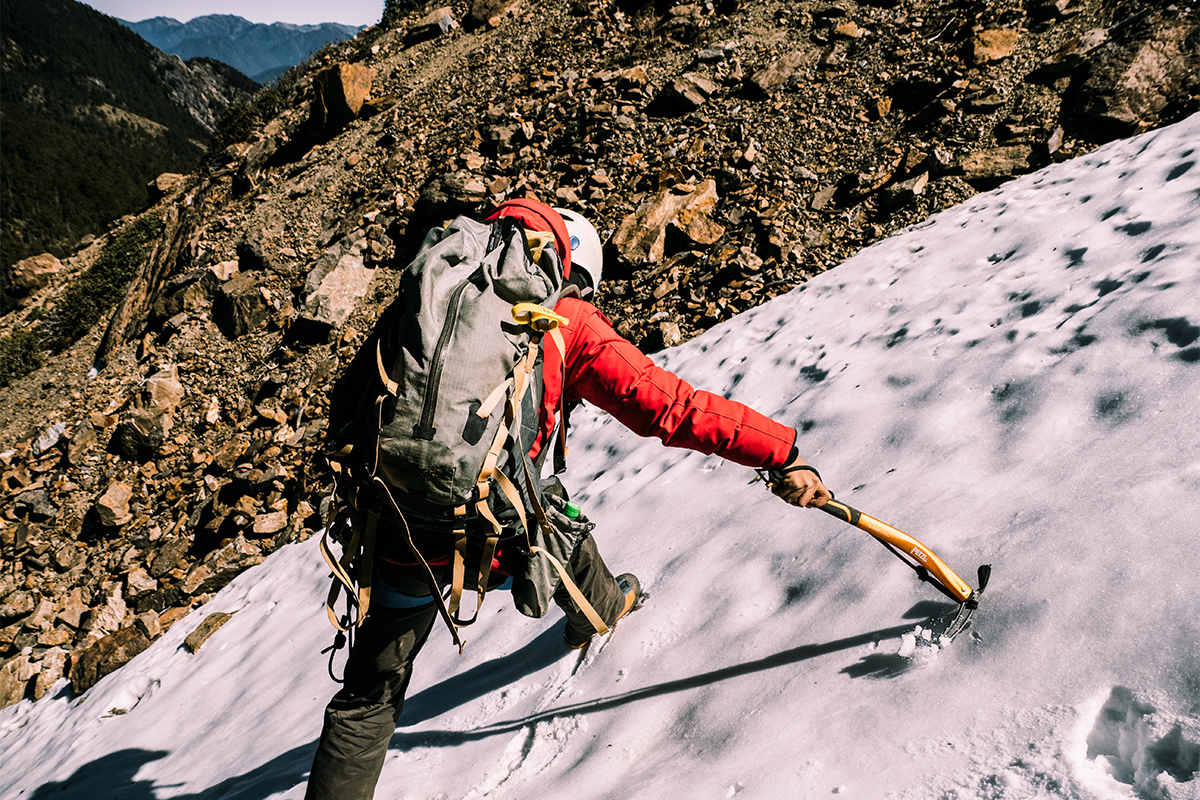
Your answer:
[566,573,641,650]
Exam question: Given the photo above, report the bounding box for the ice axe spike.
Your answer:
[818,499,990,628]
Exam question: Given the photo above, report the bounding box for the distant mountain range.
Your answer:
[121,14,366,84]
[0,0,257,273]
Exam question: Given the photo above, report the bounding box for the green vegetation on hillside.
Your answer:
[381,0,423,28]
[1,210,163,385]
[37,213,163,354]
[0,328,45,387]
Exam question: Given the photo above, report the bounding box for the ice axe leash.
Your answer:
[760,465,991,641]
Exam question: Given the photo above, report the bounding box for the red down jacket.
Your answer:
[532,295,796,470]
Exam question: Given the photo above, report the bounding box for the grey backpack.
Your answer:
[323,214,608,651]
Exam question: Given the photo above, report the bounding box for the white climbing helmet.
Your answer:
[555,207,604,296]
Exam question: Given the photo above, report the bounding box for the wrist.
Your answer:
[764,454,821,487]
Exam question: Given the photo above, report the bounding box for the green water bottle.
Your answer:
[565,501,582,520]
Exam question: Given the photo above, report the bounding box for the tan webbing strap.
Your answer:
[375,478,467,653]
[493,461,605,635]
[466,529,500,624]
[375,341,399,396]
[530,546,610,635]
[554,373,570,471]
[357,511,376,622]
[442,486,500,628]
[546,327,566,366]
[471,339,536,540]
[492,469,529,538]
[474,484,504,541]
[448,508,467,617]
[515,404,609,637]
[321,540,353,631]
[324,575,349,631]
[475,378,514,423]
[321,512,364,632]
[368,395,386,477]
[511,342,537,411]
[474,413,508,534]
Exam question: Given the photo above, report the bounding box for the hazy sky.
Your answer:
[84,0,381,26]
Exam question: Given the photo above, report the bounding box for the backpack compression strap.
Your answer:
[373,477,470,652]
[320,507,375,632]
[512,302,572,474]
[440,329,547,635]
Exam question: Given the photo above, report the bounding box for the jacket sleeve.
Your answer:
[556,298,796,470]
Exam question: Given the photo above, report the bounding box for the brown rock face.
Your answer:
[95,482,134,528]
[213,271,270,339]
[613,180,725,265]
[70,626,152,695]
[309,64,376,136]
[973,29,1021,64]
[0,655,38,709]
[10,253,63,295]
[1074,14,1200,135]
[183,611,236,654]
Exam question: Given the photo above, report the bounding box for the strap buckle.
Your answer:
[512,303,569,332]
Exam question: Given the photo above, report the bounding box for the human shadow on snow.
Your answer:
[24,614,943,798]
[388,615,937,751]
[23,743,314,800]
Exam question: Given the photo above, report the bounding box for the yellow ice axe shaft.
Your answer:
[819,499,974,603]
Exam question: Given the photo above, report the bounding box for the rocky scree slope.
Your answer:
[0,0,1196,708]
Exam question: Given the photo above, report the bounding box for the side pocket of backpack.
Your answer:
[510,478,595,618]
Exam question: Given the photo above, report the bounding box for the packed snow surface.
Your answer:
[4,115,1199,800]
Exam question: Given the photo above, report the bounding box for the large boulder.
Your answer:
[746,50,808,97]
[147,172,184,202]
[9,253,62,296]
[150,261,238,326]
[183,611,235,654]
[309,63,375,136]
[300,252,374,341]
[33,647,68,700]
[213,271,270,339]
[406,7,459,44]
[1073,13,1199,137]
[468,0,520,29]
[71,627,151,695]
[612,179,726,265]
[110,408,172,462]
[649,73,719,116]
[145,364,185,411]
[94,483,134,528]
[0,654,37,709]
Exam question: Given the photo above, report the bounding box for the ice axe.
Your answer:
[818,498,991,641]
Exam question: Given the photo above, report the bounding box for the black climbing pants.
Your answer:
[305,534,627,800]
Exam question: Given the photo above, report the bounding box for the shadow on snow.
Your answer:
[27,612,941,799]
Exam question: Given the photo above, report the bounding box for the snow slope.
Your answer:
[3,114,1199,800]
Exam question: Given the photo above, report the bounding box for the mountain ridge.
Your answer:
[0,0,257,272]
[120,13,365,84]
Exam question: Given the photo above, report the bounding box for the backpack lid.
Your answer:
[486,199,572,280]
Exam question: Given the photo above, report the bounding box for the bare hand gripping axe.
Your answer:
[819,498,991,641]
